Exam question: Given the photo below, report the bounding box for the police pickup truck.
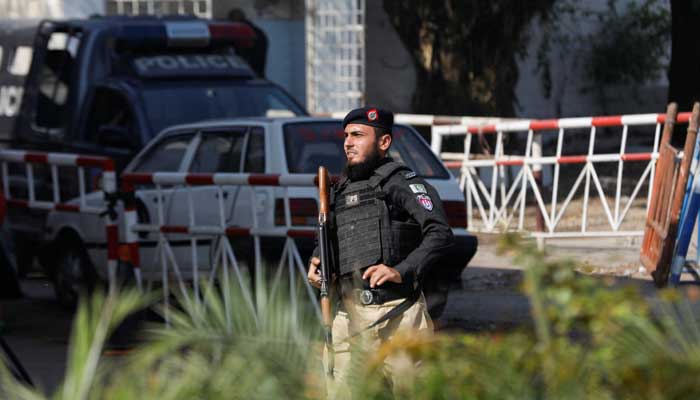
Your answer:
[46,117,477,315]
[6,16,306,276]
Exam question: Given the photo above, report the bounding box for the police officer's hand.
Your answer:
[362,264,402,288]
[307,257,321,289]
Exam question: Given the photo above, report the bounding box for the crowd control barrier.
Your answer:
[0,150,120,289]
[120,172,321,325]
[640,104,699,286]
[431,108,694,243]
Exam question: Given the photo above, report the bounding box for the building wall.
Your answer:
[364,0,415,112]
[211,0,306,107]
[0,0,103,18]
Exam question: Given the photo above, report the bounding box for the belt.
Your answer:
[351,287,413,306]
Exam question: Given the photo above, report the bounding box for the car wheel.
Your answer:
[52,239,97,309]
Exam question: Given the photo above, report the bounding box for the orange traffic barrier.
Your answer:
[641,102,700,286]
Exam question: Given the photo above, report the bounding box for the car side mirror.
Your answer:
[98,125,138,151]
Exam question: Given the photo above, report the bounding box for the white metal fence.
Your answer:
[431,112,693,240]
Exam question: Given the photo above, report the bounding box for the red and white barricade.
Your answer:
[0,150,120,289]
[120,172,321,325]
[432,112,693,241]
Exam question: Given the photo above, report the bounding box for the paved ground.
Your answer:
[0,234,669,394]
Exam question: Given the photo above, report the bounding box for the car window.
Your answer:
[244,127,265,173]
[283,122,345,174]
[133,135,192,173]
[189,130,247,173]
[388,126,449,179]
[282,122,450,178]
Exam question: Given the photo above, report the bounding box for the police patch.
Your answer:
[416,194,433,211]
[403,171,417,179]
[366,108,378,121]
[346,193,359,206]
[409,184,427,194]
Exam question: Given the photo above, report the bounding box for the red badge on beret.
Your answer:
[366,108,378,121]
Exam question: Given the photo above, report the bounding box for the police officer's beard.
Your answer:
[344,145,385,181]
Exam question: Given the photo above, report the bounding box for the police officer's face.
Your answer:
[344,123,391,166]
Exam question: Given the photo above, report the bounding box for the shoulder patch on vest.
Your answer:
[403,171,417,180]
[416,194,433,211]
[409,183,427,194]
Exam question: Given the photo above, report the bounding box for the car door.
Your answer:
[129,132,195,278]
[170,127,249,275]
[228,126,267,229]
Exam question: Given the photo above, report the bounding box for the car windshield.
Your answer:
[283,122,450,179]
[141,81,306,134]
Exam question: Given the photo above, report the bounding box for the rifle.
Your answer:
[317,166,334,377]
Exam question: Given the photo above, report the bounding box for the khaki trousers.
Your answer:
[324,292,433,399]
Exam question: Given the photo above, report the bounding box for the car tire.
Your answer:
[52,237,98,309]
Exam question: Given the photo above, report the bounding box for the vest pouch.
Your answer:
[337,216,382,275]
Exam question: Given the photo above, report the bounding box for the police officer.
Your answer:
[307,106,454,398]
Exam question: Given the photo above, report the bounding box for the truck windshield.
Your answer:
[141,81,306,133]
[283,121,450,179]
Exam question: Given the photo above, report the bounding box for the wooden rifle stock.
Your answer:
[317,166,334,377]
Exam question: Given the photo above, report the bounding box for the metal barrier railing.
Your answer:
[0,150,119,288]
[120,172,320,325]
[432,110,694,241]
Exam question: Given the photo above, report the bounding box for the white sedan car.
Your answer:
[45,117,477,313]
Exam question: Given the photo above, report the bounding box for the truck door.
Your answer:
[20,29,82,145]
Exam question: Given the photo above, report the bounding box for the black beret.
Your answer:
[342,106,394,134]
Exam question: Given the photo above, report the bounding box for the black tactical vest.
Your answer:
[334,162,422,276]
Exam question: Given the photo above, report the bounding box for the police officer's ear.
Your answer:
[377,130,392,152]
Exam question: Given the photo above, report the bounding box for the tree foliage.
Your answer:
[382,0,555,117]
[382,0,672,117]
[536,0,670,113]
[5,239,700,398]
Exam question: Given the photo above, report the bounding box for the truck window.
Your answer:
[244,127,265,173]
[35,31,81,133]
[84,87,138,147]
[133,135,192,173]
[189,129,247,173]
[8,46,32,76]
[141,81,305,134]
